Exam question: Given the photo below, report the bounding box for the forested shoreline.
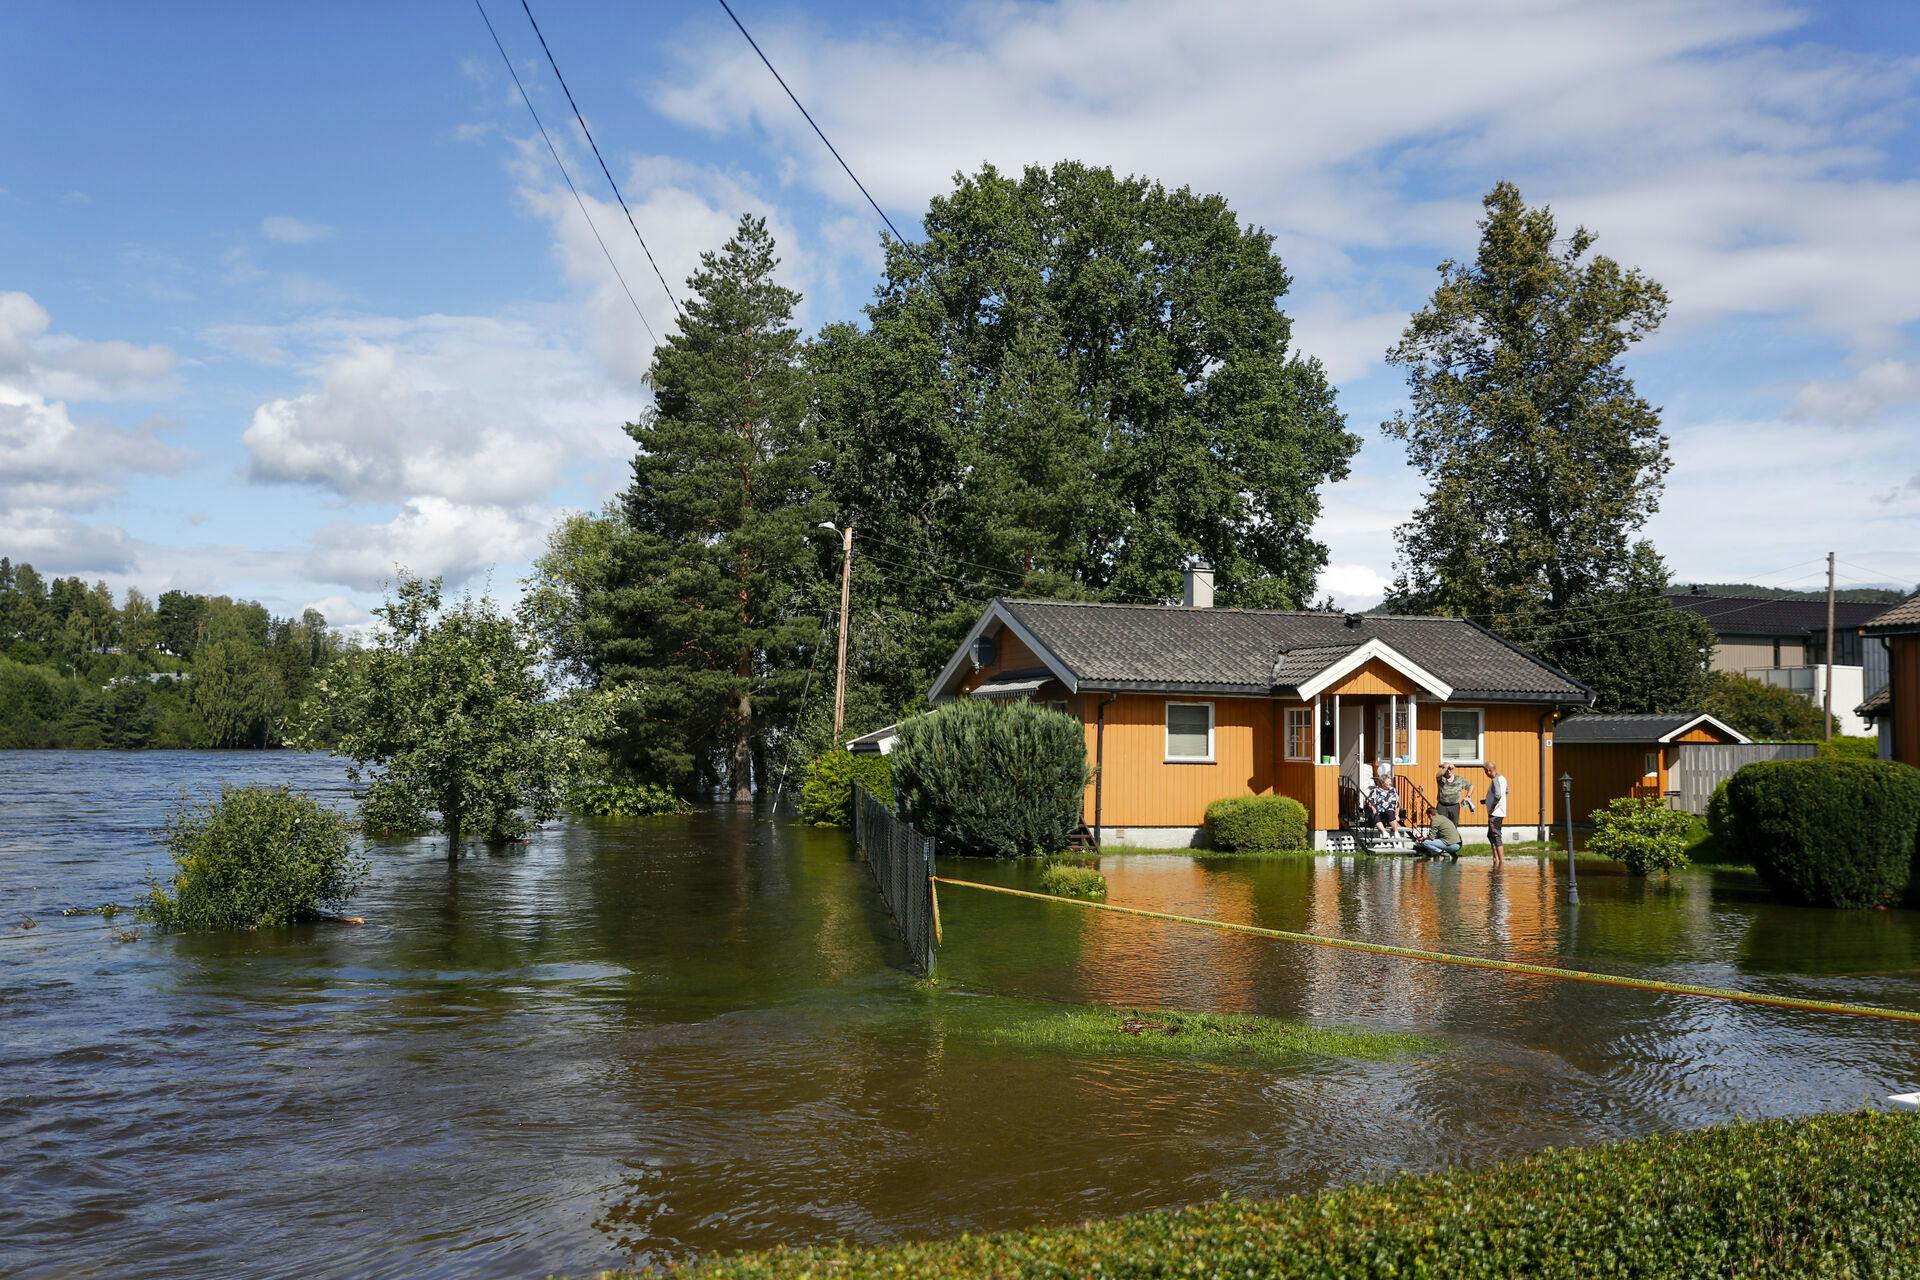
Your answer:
[0,558,345,749]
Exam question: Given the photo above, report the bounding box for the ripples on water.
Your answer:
[3,751,1918,1278]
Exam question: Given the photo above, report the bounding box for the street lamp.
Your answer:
[1560,771,1578,903]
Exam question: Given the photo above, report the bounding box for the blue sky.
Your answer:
[4,0,1918,626]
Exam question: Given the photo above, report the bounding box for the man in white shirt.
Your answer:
[1482,763,1509,867]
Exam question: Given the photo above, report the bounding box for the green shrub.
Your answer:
[1725,756,1920,907]
[656,1111,1920,1279]
[891,700,1090,857]
[141,786,367,931]
[1038,862,1107,899]
[567,777,692,819]
[1703,669,1829,740]
[1586,795,1696,874]
[1204,795,1310,851]
[797,749,893,826]
[1819,735,1879,762]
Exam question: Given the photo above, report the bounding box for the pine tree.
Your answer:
[600,215,826,799]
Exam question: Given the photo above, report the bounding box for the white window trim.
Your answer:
[1284,706,1314,762]
[1439,706,1485,766]
[1165,700,1216,763]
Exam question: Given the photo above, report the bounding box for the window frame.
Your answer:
[1044,699,1072,718]
[1284,706,1315,762]
[1439,707,1485,766]
[1164,700,1217,764]
[1643,750,1659,778]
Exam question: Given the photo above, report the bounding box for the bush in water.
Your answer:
[797,749,893,826]
[1039,862,1107,900]
[1586,795,1697,875]
[1204,795,1311,852]
[359,776,433,837]
[659,1111,1920,1280]
[141,786,367,931]
[567,777,692,819]
[1725,756,1920,907]
[891,700,1090,857]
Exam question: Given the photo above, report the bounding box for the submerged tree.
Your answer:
[1382,181,1709,709]
[297,573,609,856]
[596,214,827,800]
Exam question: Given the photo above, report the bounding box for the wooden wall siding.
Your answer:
[958,627,1049,695]
[1674,725,1733,744]
[1405,703,1555,830]
[1559,743,1662,823]
[1083,694,1278,827]
[1322,659,1423,698]
[1893,636,1920,768]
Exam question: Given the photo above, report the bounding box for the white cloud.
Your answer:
[652,0,1920,348]
[0,289,177,401]
[0,507,136,575]
[242,312,639,507]
[304,497,555,593]
[1318,562,1395,610]
[259,214,334,244]
[1788,359,1920,425]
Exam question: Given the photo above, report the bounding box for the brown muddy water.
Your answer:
[4,750,1919,1278]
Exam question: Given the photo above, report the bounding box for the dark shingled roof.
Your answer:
[1863,592,1920,636]
[997,599,1589,702]
[1554,713,1716,744]
[1858,684,1892,717]
[1665,593,1887,638]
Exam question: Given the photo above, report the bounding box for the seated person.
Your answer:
[1415,811,1463,860]
[1358,784,1400,833]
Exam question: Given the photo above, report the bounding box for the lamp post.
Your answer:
[1560,771,1578,903]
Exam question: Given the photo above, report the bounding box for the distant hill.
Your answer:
[1680,583,1909,604]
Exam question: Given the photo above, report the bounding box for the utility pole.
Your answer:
[1824,551,1836,741]
[833,523,854,742]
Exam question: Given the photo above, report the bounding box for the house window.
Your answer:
[1319,699,1335,760]
[1165,702,1215,763]
[1393,700,1414,763]
[1045,700,1072,718]
[1285,707,1314,761]
[1440,708,1484,764]
[1643,751,1658,778]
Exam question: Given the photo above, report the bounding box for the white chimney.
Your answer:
[1183,562,1214,608]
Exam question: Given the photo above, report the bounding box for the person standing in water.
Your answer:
[1482,762,1509,867]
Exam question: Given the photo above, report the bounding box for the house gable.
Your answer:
[1292,638,1453,702]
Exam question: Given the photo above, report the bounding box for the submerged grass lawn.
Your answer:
[968,1003,1431,1065]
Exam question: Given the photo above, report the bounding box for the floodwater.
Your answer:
[4,751,1919,1279]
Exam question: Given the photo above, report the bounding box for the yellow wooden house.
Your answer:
[928,570,1593,847]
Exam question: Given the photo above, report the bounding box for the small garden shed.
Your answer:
[1555,713,1748,820]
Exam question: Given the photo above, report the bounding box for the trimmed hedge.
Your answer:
[1725,756,1920,907]
[653,1111,1920,1279]
[891,700,1090,857]
[1204,795,1310,852]
[1586,795,1696,875]
[797,749,893,826]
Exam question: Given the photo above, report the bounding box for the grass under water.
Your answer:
[966,1003,1433,1065]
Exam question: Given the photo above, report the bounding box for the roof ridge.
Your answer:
[1000,596,1482,623]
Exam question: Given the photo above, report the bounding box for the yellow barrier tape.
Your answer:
[930,876,1920,1025]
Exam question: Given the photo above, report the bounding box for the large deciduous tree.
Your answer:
[1382,181,1710,711]
[599,214,826,800]
[822,161,1356,610]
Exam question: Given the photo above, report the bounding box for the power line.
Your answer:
[472,0,658,345]
[518,0,685,317]
[711,0,907,245]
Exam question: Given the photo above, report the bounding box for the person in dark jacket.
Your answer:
[1416,811,1463,860]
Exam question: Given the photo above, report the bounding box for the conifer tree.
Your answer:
[601,215,826,799]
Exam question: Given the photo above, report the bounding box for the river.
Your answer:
[4,750,1918,1278]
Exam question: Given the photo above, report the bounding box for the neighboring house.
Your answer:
[1666,589,1889,736]
[928,570,1591,848]
[845,723,900,756]
[1554,713,1748,821]
[1859,592,1920,767]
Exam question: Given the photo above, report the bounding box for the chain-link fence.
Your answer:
[852,784,936,974]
